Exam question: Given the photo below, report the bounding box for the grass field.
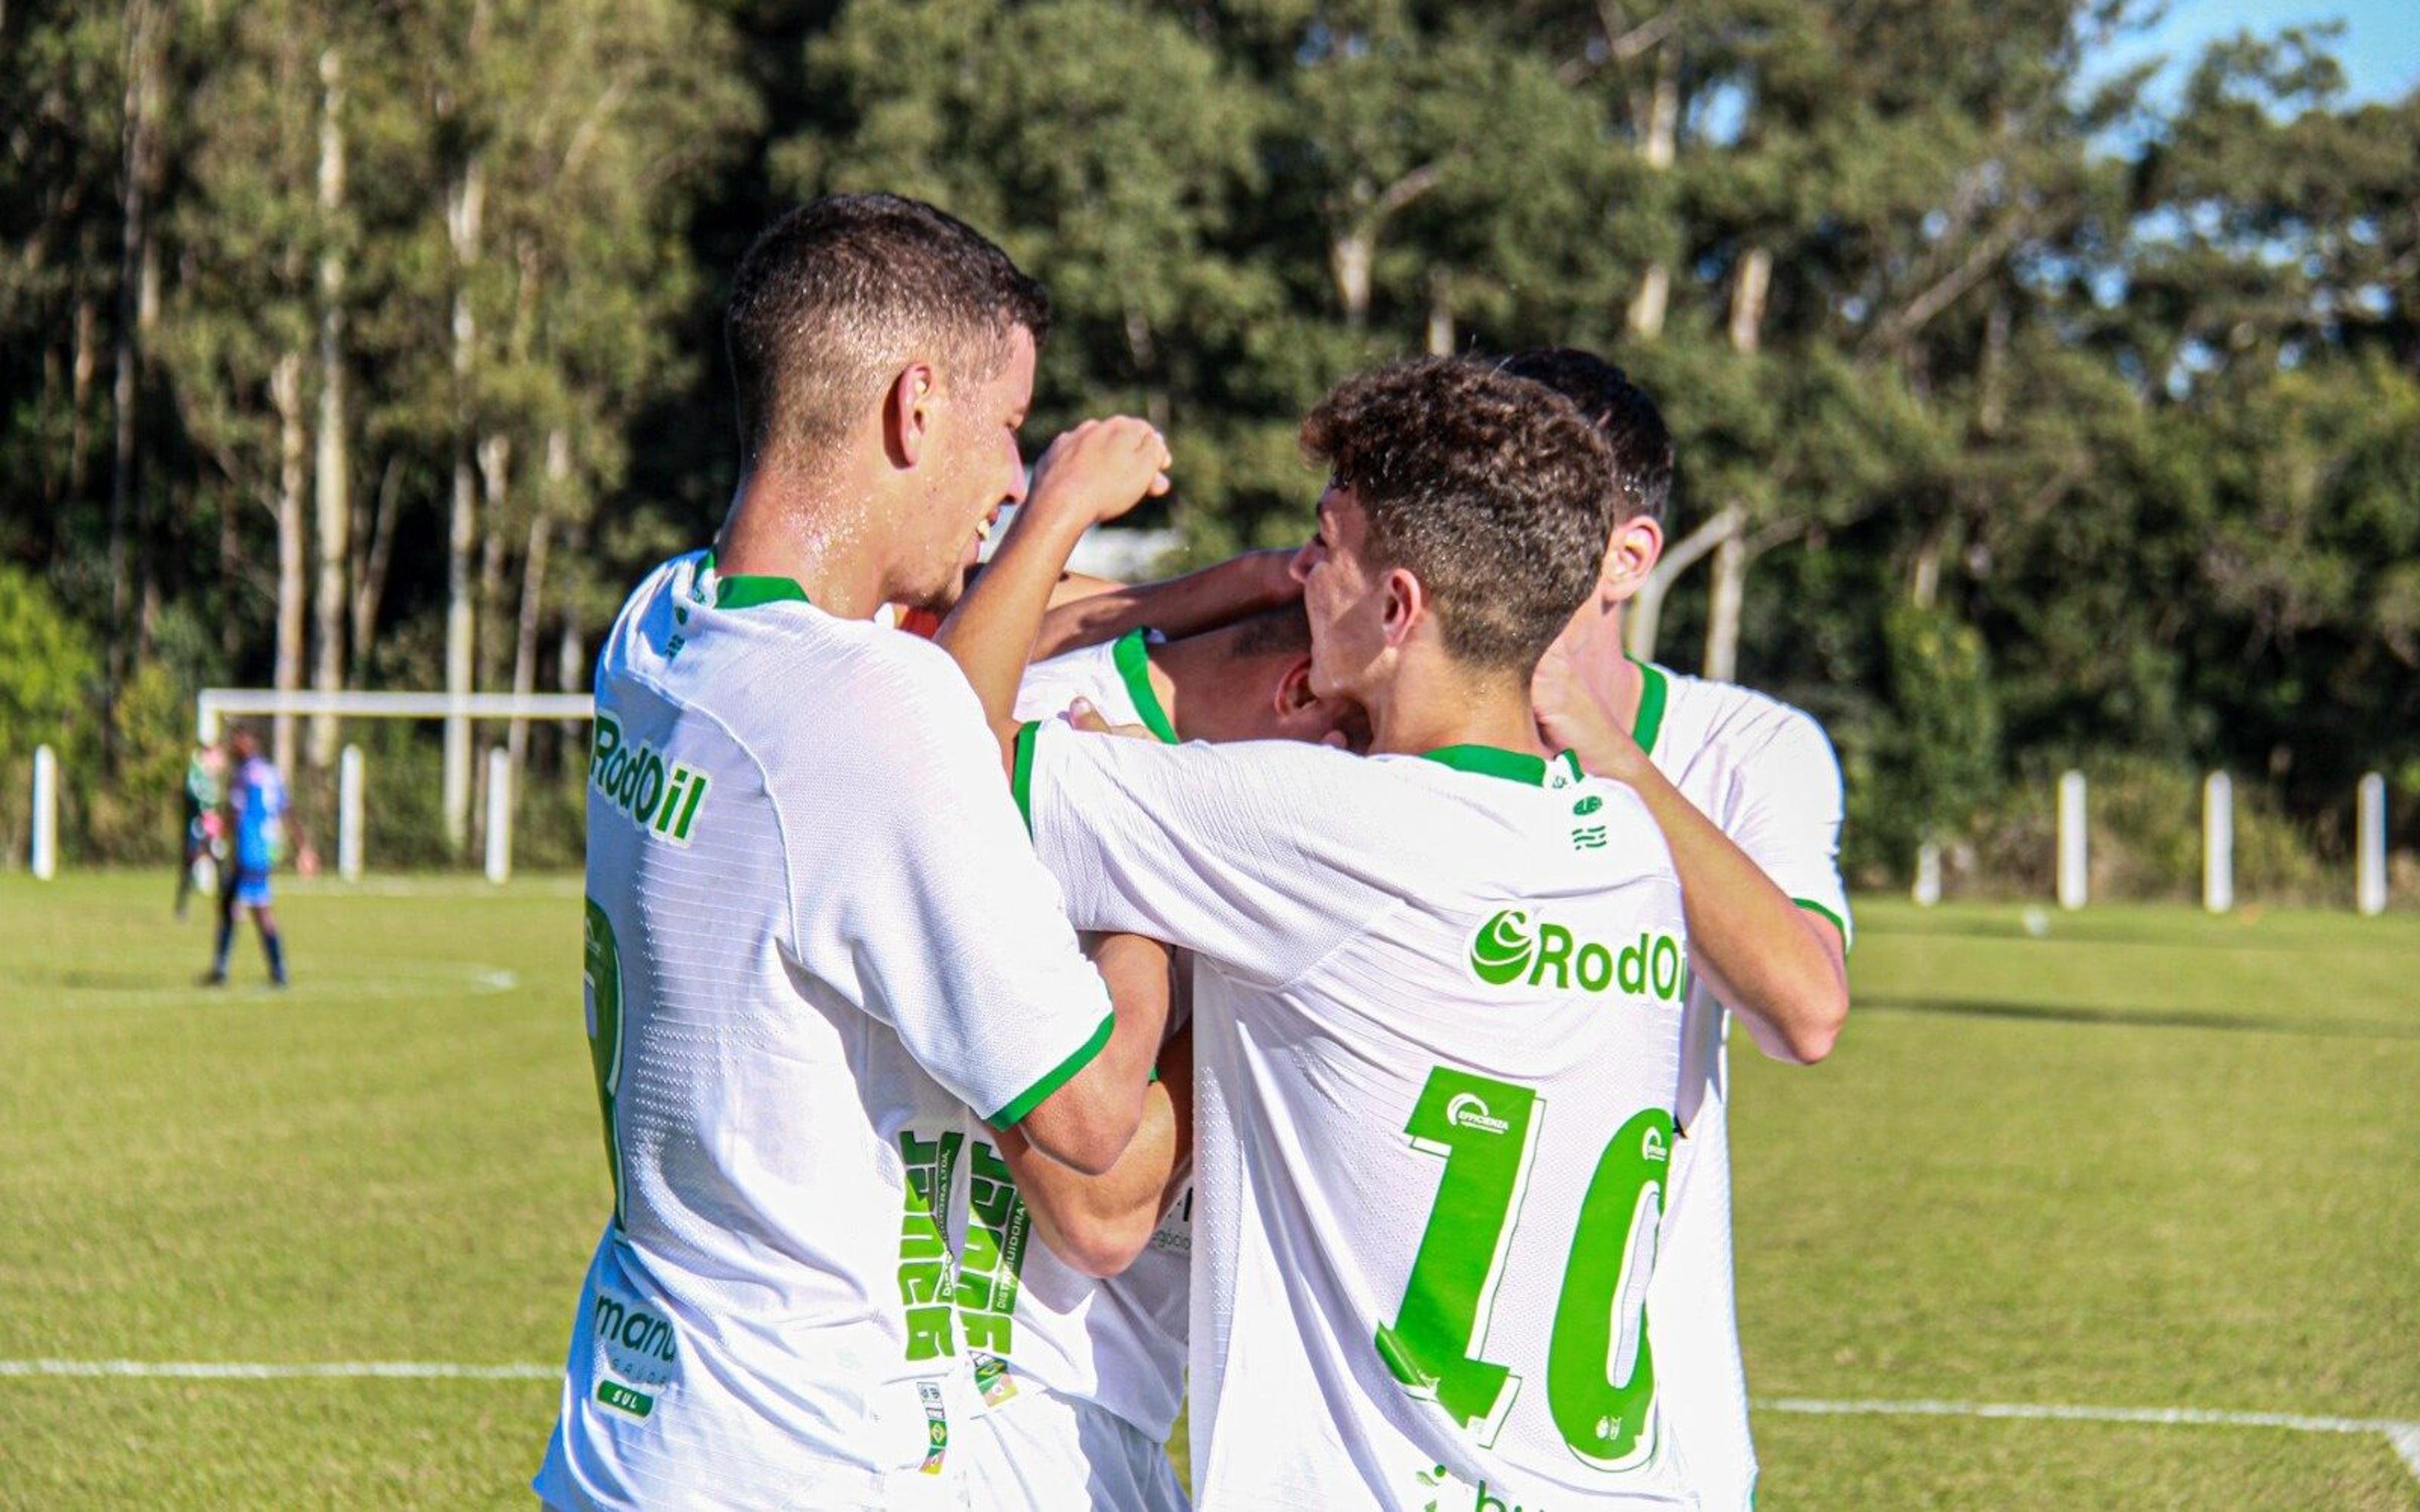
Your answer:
[3,872,2415,1508]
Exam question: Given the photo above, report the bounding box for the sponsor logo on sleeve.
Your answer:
[1465,907,1689,1002]
[590,713,710,846]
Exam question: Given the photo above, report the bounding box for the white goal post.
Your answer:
[195,688,596,881]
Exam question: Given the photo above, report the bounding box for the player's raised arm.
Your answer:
[1032,547,1302,660]
[938,417,1169,760]
[1533,641,1848,1063]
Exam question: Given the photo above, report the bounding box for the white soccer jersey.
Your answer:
[1627,658,1852,1512]
[1018,724,1697,1510]
[954,629,1191,1450]
[533,552,1119,1512]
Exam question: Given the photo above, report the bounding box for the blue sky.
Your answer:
[2095,0,2419,105]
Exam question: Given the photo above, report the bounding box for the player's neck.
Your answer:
[1364,657,1544,764]
[715,464,891,621]
[1564,595,1649,733]
[1146,635,1209,739]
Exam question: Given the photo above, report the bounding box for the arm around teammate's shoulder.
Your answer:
[1585,759,1847,1064]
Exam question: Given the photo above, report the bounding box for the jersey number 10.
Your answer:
[1374,1065,1671,1472]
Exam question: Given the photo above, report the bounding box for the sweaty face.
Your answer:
[900,326,1037,612]
[1289,486,1390,706]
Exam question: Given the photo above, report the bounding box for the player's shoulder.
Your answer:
[1648,662,1838,765]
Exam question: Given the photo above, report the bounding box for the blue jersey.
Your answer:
[229,757,287,872]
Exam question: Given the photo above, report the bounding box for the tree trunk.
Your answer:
[1425,268,1454,356]
[1330,227,1374,329]
[107,0,161,696]
[71,281,96,498]
[509,429,563,772]
[557,513,589,745]
[309,45,349,770]
[1702,524,1746,682]
[272,351,308,779]
[472,430,512,836]
[1625,40,1678,340]
[1697,247,1773,677]
[350,454,400,671]
[1727,246,1771,357]
[442,153,484,854]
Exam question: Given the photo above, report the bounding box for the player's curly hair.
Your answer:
[1301,357,1615,673]
[1499,348,1674,526]
[726,194,1050,470]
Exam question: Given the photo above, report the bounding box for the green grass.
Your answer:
[1,876,2414,1508]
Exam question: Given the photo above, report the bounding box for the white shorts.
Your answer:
[961,1385,1188,1512]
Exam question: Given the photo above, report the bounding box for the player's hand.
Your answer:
[1531,633,1647,782]
[1064,698,1155,742]
[296,846,321,878]
[1024,418,1172,534]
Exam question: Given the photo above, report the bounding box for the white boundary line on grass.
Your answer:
[4,1365,2412,1483]
[1758,1397,2420,1482]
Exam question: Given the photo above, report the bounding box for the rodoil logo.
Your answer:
[1466,907,1688,1001]
[591,712,710,846]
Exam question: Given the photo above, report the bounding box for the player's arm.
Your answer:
[1032,549,1301,660]
[992,935,1194,1276]
[1537,680,1847,1065]
[938,418,1170,762]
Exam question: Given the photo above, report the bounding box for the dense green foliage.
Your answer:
[4,874,2414,1504]
[3,1,2414,885]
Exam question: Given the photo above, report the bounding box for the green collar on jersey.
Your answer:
[1628,656,1669,757]
[693,551,809,611]
[1419,745,1584,788]
[1110,629,1180,745]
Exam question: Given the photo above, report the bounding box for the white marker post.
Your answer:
[338,745,364,883]
[485,747,512,885]
[1913,841,1942,907]
[30,744,58,881]
[2203,771,2233,915]
[2056,770,2088,911]
[2356,772,2387,917]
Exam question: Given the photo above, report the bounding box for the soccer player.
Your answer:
[947,357,1702,1508]
[1514,347,1852,1512]
[947,602,1363,1512]
[203,726,295,988]
[176,740,226,919]
[532,194,1175,1511]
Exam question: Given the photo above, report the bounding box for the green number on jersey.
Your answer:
[1374,1068,1540,1443]
[1376,1066,1673,1469]
[583,898,626,1228]
[1547,1107,1671,1469]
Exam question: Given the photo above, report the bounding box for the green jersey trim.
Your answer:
[989,1011,1115,1127]
[1110,629,1180,745]
[1628,658,1669,757]
[1418,744,1574,788]
[1793,896,1853,953]
[715,574,809,610]
[1011,721,1041,834]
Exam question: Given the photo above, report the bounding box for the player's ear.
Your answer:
[882,362,938,469]
[1598,515,1664,603]
[1381,566,1426,648]
[1274,656,1319,715]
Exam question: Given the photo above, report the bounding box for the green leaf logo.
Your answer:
[1468,908,1537,986]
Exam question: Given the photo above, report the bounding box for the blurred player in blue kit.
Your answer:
[204,725,307,988]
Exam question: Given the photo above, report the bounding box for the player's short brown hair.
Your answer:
[1301,357,1615,672]
[725,194,1050,469]
[1499,348,1675,525]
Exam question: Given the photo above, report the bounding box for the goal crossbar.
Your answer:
[195,689,596,741]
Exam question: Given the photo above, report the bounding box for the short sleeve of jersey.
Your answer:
[764,647,1117,1127]
[1017,721,1381,988]
[1728,707,1853,949]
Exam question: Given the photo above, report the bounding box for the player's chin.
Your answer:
[901,563,968,616]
